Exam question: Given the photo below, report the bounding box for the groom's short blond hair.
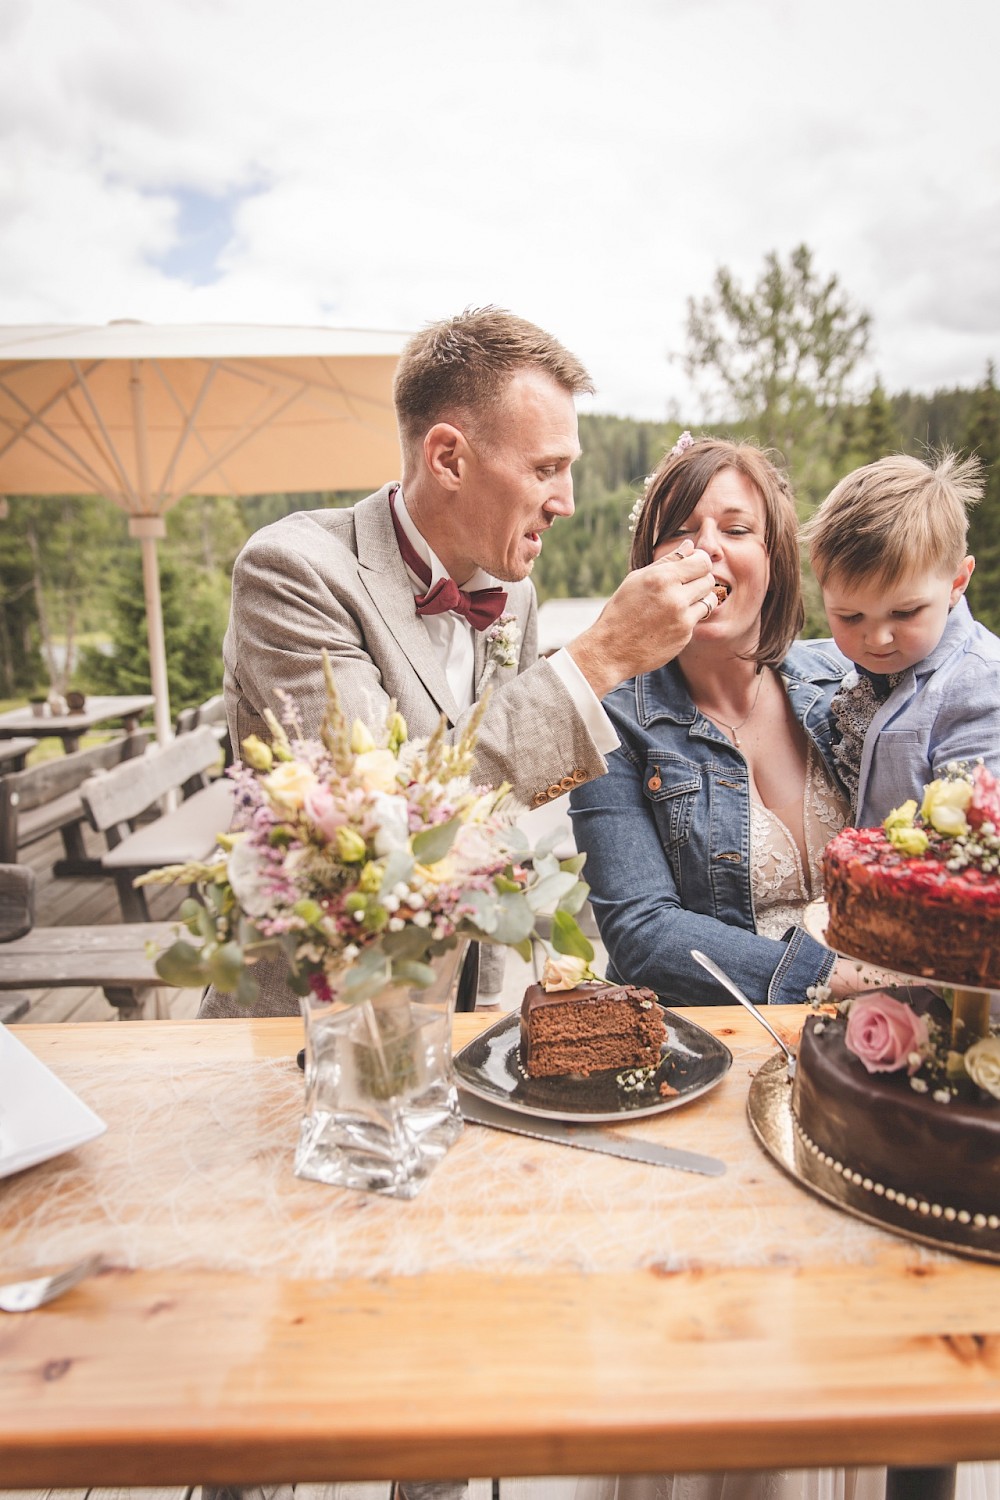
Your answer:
[393,306,593,453]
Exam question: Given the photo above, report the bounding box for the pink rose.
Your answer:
[843,992,930,1075]
[303,783,343,843]
[968,764,1000,833]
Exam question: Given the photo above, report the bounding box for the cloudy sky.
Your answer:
[2,0,998,419]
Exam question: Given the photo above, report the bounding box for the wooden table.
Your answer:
[0,734,38,771]
[0,694,154,753]
[1,1008,998,1491]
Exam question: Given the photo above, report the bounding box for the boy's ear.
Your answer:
[950,555,975,606]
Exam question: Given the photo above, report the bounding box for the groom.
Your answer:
[205,306,717,1018]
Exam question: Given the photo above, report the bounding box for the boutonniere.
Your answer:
[478,612,521,690]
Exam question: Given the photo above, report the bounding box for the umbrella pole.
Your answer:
[129,517,172,747]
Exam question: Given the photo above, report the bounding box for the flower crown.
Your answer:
[627,430,696,534]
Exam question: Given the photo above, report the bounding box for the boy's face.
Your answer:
[821,558,974,675]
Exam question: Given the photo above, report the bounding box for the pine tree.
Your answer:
[963,363,1000,635]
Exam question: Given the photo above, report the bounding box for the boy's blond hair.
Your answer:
[806,451,983,588]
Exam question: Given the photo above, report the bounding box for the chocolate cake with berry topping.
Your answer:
[822,764,1000,988]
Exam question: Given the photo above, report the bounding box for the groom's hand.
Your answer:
[566,539,717,701]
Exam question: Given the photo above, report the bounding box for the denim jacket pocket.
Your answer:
[642,753,702,849]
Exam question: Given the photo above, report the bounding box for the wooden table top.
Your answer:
[0,693,154,739]
[1,1007,998,1489]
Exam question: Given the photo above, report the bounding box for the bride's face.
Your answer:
[653,468,770,650]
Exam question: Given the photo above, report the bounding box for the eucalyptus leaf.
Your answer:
[502,826,530,853]
[411,817,460,864]
[556,881,590,916]
[379,848,415,895]
[461,888,499,933]
[489,891,536,946]
[208,941,245,992]
[531,852,560,881]
[558,853,587,876]
[533,823,569,858]
[391,960,435,988]
[155,941,208,988]
[551,909,595,962]
[525,871,577,912]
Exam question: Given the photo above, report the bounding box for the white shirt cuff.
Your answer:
[547,648,621,756]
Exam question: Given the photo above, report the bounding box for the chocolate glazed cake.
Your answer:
[520,981,666,1078]
[792,992,1000,1223]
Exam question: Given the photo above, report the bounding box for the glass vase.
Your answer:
[294,942,469,1199]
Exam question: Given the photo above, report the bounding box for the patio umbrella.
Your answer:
[0,321,407,743]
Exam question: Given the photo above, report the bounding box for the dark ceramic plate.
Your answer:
[453,1006,733,1123]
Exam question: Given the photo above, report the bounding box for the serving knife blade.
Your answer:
[458,1090,726,1177]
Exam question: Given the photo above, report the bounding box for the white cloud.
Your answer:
[1,0,998,416]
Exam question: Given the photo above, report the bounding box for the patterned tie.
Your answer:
[389,487,508,631]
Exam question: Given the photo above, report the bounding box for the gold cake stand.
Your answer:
[747,1053,1000,1262]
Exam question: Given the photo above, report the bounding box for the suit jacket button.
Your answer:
[531,791,548,808]
[546,784,562,800]
[558,776,575,792]
[572,768,587,783]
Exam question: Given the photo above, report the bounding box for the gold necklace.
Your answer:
[695,670,765,749]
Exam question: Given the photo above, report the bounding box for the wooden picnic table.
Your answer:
[1,1006,998,1492]
[0,694,154,753]
[0,735,38,771]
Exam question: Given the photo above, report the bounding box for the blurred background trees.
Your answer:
[1,246,997,706]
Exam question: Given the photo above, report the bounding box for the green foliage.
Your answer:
[78,554,228,711]
[963,363,1000,636]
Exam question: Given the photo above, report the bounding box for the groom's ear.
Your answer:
[423,422,468,490]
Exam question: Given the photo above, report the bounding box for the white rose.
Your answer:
[920,778,972,838]
[354,748,401,795]
[964,1036,1000,1099]
[370,791,411,856]
[262,759,318,811]
[542,954,590,991]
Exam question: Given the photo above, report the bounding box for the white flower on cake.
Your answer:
[964,1037,1000,1100]
[920,776,973,838]
[542,953,599,991]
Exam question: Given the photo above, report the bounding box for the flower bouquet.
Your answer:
[139,653,598,1196]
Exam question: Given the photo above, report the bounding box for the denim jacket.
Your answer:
[568,641,849,1007]
[855,598,1000,826]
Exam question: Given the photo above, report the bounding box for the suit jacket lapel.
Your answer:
[353,489,462,725]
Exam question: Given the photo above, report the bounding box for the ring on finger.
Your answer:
[700,597,713,621]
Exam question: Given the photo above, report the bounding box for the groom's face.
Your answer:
[462,368,581,583]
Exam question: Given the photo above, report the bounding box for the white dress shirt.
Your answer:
[393,490,618,752]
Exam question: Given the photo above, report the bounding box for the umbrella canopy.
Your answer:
[0,321,407,742]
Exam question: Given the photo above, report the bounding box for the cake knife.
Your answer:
[458,1090,726,1176]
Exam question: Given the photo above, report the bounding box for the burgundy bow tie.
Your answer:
[389,488,508,631]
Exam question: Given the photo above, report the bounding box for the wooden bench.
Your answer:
[177,691,233,765]
[0,731,150,874]
[80,725,235,922]
[0,864,182,1020]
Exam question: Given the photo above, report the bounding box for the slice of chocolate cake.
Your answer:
[520,980,666,1078]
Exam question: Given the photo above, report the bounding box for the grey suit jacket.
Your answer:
[201,485,610,1017]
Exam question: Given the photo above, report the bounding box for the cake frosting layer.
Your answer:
[823,825,1000,987]
[793,996,1000,1219]
[520,981,665,1078]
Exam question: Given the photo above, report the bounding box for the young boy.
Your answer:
[806,451,1000,826]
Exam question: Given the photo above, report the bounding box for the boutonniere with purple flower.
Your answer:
[478,612,521,690]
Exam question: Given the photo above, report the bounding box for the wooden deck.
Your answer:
[12,823,203,1023]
